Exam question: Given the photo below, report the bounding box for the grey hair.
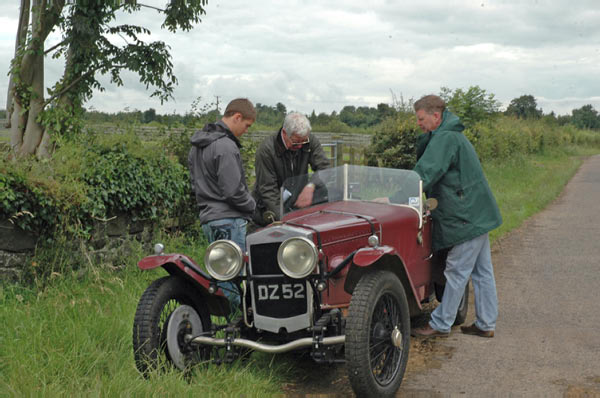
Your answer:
[282,112,311,138]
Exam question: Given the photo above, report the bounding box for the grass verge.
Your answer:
[485,145,597,244]
[1,146,598,396]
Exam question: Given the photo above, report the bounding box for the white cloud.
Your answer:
[1,0,600,116]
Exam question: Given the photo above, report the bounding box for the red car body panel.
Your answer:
[281,200,434,309]
[138,254,225,298]
[137,197,433,314]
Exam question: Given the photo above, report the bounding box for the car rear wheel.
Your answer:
[132,276,212,375]
[345,271,410,398]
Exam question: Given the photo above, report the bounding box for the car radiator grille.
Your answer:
[249,242,308,319]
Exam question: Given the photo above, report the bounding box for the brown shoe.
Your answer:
[460,323,494,338]
[411,325,449,338]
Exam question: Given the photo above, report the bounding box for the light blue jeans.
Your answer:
[430,233,498,333]
[202,217,247,310]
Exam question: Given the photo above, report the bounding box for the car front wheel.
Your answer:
[345,271,410,398]
[132,276,212,375]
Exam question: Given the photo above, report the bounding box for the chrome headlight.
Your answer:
[204,240,243,281]
[277,237,318,279]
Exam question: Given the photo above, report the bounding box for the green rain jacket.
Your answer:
[414,110,502,251]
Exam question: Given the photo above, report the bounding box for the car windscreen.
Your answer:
[281,165,422,217]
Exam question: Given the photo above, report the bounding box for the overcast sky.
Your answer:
[1,0,599,117]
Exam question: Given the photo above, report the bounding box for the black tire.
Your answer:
[132,276,211,375]
[346,271,410,398]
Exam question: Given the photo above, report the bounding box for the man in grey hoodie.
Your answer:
[188,98,256,309]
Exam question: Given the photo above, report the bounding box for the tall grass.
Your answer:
[0,232,290,397]
[1,145,599,396]
[485,145,597,243]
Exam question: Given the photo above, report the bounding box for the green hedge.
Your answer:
[465,117,600,160]
[366,114,600,169]
[0,132,192,239]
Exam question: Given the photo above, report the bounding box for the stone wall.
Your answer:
[0,220,38,280]
[0,216,155,282]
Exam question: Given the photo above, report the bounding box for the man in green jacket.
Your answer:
[411,95,502,338]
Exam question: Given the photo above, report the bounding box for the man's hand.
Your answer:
[294,183,315,208]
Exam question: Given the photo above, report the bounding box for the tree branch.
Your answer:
[43,62,126,107]
[44,39,67,55]
[137,2,165,12]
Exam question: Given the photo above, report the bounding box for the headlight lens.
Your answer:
[277,237,318,279]
[204,240,243,281]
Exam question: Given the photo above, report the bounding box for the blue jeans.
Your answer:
[202,218,247,310]
[430,233,498,333]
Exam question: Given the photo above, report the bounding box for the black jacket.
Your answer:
[252,129,330,221]
[188,121,255,223]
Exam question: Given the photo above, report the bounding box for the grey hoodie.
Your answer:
[188,121,255,223]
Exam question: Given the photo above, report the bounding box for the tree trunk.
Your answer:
[5,0,30,129]
[9,100,25,152]
[8,0,64,158]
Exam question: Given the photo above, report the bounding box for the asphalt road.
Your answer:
[400,154,600,396]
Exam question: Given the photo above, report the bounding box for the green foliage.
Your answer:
[505,95,543,119]
[2,147,597,396]
[484,150,587,243]
[362,107,600,171]
[465,115,600,161]
[571,104,600,130]
[364,114,419,169]
[142,108,157,123]
[339,104,398,128]
[0,231,287,396]
[7,1,209,156]
[255,103,286,127]
[440,86,501,127]
[241,138,258,186]
[0,132,192,238]
[81,140,189,221]
[0,165,64,236]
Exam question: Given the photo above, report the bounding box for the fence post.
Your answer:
[336,141,344,167]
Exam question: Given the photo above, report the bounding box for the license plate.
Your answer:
[256,282,306,301]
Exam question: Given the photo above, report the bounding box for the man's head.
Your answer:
[222,98,256,137]
[282,112,311,151]
[414,95,446,133]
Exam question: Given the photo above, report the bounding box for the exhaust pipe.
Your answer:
[189,335,345,354]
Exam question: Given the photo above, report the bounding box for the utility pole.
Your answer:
[214,95,221,121]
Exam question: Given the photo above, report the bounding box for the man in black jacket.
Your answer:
[252,112,330,225]
[188,98,256,308]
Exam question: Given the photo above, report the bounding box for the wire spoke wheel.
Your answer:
[346,271,410,398]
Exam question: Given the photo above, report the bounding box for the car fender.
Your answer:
[352,246,397,267]
[138,253,229,315]
[345,246,423,315]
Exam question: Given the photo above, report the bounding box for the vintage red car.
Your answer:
[132,165,468,397]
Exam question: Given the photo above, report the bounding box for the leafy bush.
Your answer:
[0,131,192,238]
[363,111,600,170]
[466,116,600,161]
[440,86,501,127]
[364,114,419,169]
